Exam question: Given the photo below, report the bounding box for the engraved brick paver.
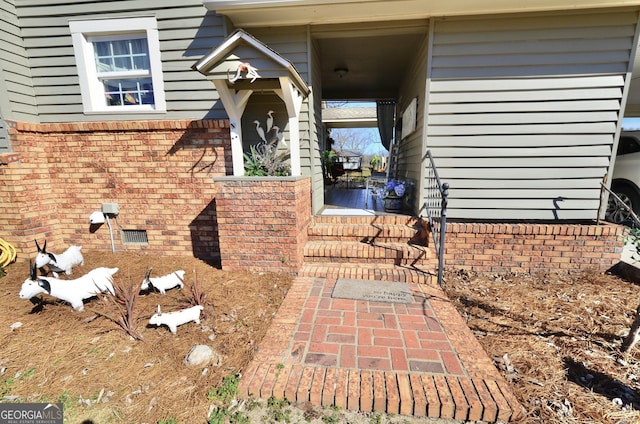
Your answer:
[239,271,524,421]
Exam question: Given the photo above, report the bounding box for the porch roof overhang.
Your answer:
[322,107,377,129]
[203,0,640,27]
[192,28,310,98]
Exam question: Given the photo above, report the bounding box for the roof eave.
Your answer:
[203,0,640,27]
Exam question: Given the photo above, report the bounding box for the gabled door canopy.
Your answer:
[193,29,310,176]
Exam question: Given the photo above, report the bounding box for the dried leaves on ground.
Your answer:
[443,267,640,424]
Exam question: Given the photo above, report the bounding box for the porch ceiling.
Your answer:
[316,30,426,101]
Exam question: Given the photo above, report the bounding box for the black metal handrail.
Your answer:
[424,150,449,287]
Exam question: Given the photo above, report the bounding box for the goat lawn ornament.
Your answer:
[34,239,84,277]
[140,269,185,294]
[148,304,203,334]
[20,261,117,312]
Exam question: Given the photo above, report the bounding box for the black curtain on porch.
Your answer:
[376,100,396,151]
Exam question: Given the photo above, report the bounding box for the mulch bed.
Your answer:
[442,267,640,423]
[0,250,292,423]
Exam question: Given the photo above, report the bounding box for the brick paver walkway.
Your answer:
[238,275,524,421]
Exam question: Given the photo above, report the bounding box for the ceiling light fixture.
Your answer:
[334,67,348,78]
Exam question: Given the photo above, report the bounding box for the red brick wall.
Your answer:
[0,119,231,263]
[444,222,625,273]
[214,177,311,274]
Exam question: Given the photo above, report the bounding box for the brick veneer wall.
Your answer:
[444,222,625,273]
[0,119,231,263]
[213,176,311,274]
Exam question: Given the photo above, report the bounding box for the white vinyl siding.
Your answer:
[425,10,637,221]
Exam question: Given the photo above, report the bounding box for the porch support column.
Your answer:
[213,80,253,176]
[278,77,304,177]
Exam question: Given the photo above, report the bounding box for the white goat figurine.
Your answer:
[34,239,84,277]
[20,261,117,312]
[148,304,203,334]
[140,268,185,294]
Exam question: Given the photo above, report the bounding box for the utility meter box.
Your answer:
[102,203,120,215]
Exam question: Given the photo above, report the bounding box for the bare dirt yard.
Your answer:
[2,249,640,424]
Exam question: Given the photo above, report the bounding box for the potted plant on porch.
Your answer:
[383,179,413,212]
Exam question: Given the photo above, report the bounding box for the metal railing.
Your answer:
[424,150,449,287]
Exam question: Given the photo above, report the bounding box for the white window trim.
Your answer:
[70,17,166,114]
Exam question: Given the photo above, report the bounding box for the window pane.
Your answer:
[130,38,147,54]
[102,78,153,106]
[110,40,129,56]
[94,38,150,73]
[114,57,131,72]
[94,42,111,57]
[96,57,114,72]
[133,55,150,70]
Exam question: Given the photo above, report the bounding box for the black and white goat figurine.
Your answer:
[148,304,203,334]
[34,239,84,277]
[20,261,117,312]
[140,268,185,294]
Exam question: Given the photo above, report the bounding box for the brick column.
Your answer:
[213,176,311,274]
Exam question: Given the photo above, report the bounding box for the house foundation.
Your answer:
[444,222,625,273]
[0,119,625,275]
[0,119,230,263]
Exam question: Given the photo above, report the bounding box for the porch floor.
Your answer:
[237,267,524,421]
[323,182,411,215]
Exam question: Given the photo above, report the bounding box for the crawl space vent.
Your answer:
[121,230,148,245]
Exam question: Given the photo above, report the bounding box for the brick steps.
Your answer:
[312,215,421,226]
[303,214,434,278]
[299,262,433,284]
[238,362,522,422]
[304,240,432,266]
[307,222,419,243]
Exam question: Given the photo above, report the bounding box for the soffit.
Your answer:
[322,106,377,128]
[204,0,640,27]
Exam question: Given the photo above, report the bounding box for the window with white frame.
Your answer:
[70,17,166,114]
